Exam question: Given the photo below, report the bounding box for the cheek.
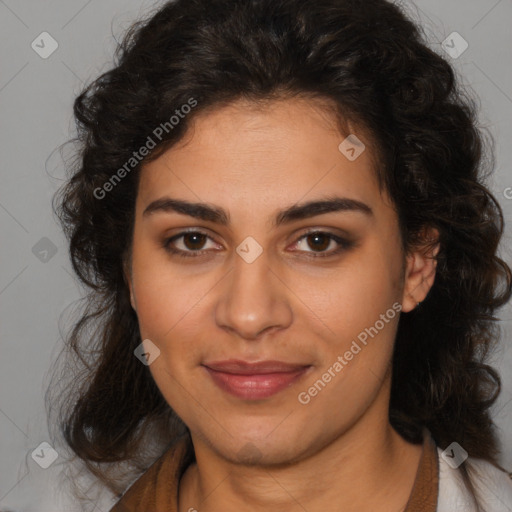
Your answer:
[300,239,401,342]
[133,273,206,412]
[130,262,210,376]
[296,240,402,409]
[132,276,173,342]
[130,240,194,339]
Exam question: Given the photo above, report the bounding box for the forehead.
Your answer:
[136,97,390,220]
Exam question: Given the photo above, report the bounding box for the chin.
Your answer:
[202,428,310,467]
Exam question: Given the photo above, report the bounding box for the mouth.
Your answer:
[202,359,312,400]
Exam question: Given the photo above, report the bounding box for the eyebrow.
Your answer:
[142,195,373,227]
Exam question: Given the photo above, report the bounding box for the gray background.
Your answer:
[1,0,511,510]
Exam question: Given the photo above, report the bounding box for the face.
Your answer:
[125,97,437,465]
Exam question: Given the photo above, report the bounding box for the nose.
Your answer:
[214,249,293,341]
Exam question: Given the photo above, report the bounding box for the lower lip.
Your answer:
[203,366,311,400]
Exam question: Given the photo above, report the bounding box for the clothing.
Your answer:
[110,429,512,511]
[437,448,512,511]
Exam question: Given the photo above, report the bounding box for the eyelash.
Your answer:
[161,229,355,259]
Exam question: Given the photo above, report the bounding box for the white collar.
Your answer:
[436,448,512,511]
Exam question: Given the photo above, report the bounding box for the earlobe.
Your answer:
[128,280,137,312]
[401,228,440,313]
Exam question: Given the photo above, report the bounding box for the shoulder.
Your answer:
[437,448,512,512]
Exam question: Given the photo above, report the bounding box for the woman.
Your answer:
[51,0,512,510]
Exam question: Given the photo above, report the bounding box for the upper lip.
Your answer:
[203,359,310,374]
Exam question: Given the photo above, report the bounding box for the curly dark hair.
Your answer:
[50,0,512,508]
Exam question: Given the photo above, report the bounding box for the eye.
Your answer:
[162,230,218,258]
[291,230,354,258]
[162,229,355,259]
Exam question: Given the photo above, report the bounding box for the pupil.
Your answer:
[185,233,205,250]
[308,233,329,251]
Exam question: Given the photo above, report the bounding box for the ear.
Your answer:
[122,257,137,312]
[401,227,440,313]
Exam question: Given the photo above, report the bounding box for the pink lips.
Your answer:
[202,359,311,400]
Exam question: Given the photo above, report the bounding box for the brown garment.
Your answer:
[110,429,439,512]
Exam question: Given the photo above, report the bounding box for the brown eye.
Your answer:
[162,231,218,258]
[163,229,354,260]
[305,233,331,252]
[293,231,353,257]
[182,232,208,250]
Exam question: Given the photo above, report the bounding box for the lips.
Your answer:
[204,359,309,374]
[202,359,312,400]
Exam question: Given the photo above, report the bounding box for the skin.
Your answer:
[124,96,440,512]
